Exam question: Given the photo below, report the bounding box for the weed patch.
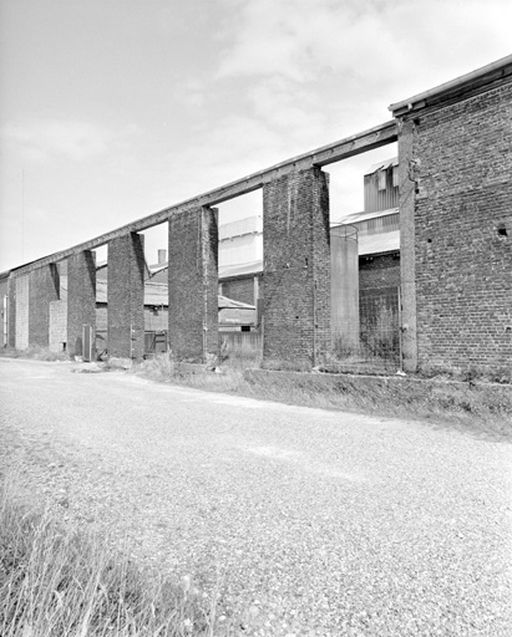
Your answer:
[133,354,512,441]
[0,481,217,637]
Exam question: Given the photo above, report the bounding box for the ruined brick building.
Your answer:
[1,55,511,375]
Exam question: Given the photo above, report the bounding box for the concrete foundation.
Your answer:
[331,225,359,352]
[168,207,218,362]
[262,167,331,368]
[107,233,145,360]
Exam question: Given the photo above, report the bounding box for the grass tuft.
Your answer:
[132,353,512,441]
[0,481,215,637]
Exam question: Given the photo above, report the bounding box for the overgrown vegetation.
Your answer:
[0,345,68,362]
[3,346,511,439]
[0,481,218,637]
[132,353,512,441]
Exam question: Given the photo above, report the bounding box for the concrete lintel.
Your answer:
[10,121,397,277]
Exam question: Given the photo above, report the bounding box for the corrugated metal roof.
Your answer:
[146,260,263,280]
[96,280,168,305]
[96,281,254,310]
[335,207,398,225]
[358,231,399,255]
[218,295,255,310]
[219,260,263,279]
[333,208,400,256]
[149,263,167,275]
[219,215,262,241]
[364,157,398,176]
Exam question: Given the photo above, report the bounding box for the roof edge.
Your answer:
[389,54,512,116]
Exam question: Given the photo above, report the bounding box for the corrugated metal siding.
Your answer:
[364,169,399,213]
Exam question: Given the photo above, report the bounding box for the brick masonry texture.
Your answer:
[15,275,29,349]
[49,300,67,352]
[398,118,418,372]
[262,167,330,367]
[107,233,145,360]
[168,207,218,362]
[7,275,16,348]
[409,80,512,373]
[67,250,96,356]
[359,253,400,291]
[221,277,255,305]
[28,265,59,347]
[0,276,8,348]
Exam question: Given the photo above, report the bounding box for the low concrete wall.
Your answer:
[243,368,512,415]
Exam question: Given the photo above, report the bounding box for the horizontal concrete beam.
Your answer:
[389,54,512,116]
[10,120,397,276]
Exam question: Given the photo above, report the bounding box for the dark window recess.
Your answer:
[497,224,508,237]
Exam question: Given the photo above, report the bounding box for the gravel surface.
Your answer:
[1,357,511,636]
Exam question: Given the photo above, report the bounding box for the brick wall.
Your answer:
[262,167,330,367]
[107,233,145,359]
[49,300,67,352]
[221,276,255,305]
[28,264,59,347]
[67,250,96,356]
[359,253,400,291]
[409,80,512,373]
[15,274,29,349]
[96,304,167,354]
[0,276,8,348]
[8,275,16,348]
[168,207,218,361]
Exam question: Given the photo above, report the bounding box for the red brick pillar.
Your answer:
[168,207,218,362]
[397,119,418,373]
[67,250,96,357]
[107,233,145,360]
[7,274,16,348]
[28,264,59,347]
[395,78,512,374]
[262,166,330,369]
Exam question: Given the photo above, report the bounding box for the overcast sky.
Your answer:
[1,0,511,271]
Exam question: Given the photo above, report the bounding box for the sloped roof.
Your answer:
[358,232,399,255]
[333,207,400,256]
[335,207,398,226]
[96,280,168,306]
[219,215,262,241]
[96,280,254,310]
[219,259,263,279]
[218,295,255,310]
[365,157,398,176]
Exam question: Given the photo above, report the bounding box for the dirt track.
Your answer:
[1,358,511,636]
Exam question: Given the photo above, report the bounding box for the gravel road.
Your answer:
[1,358,511,636]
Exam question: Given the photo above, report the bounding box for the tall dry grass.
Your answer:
[0,481,218,637]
